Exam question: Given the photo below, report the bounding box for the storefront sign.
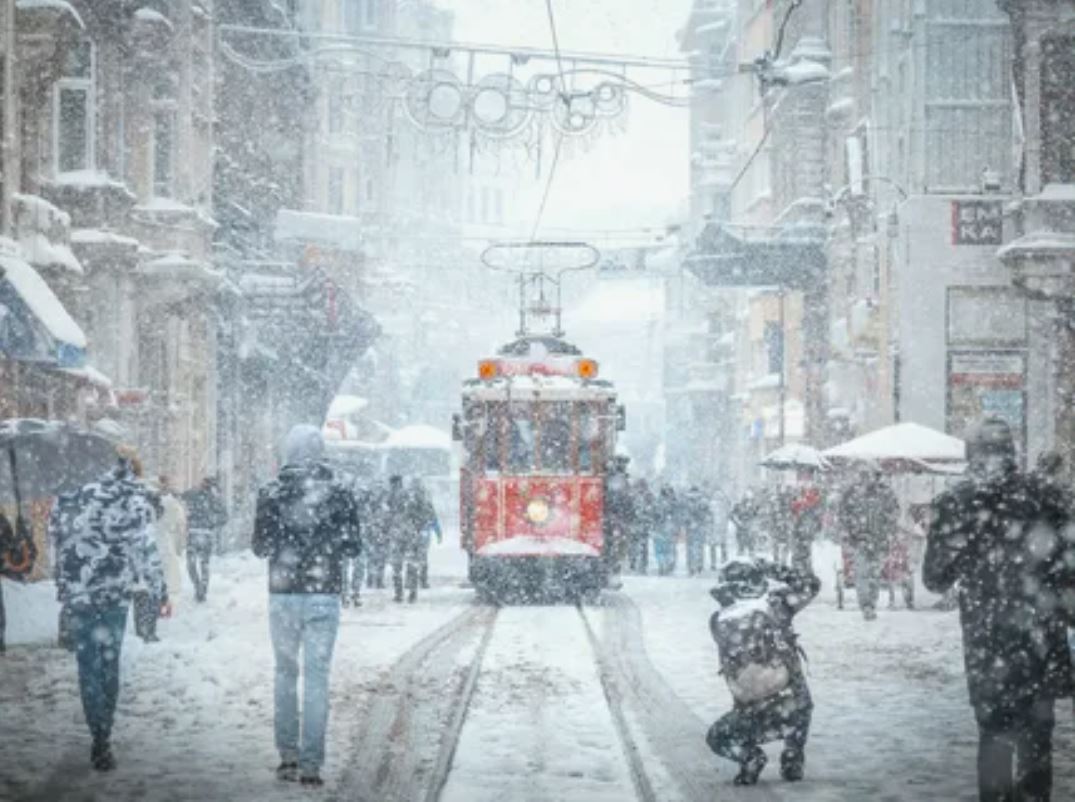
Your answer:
[951,200,1003,245]
[947,350,1026,457]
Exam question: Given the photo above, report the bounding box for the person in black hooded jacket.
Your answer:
[253,425,361,787]
[924,417,1075,802]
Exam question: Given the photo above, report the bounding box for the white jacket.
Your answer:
[156,494,188,598]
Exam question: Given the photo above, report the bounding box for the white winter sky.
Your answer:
[437,0,692,237]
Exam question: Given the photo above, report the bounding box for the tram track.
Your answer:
[333,604,499,802]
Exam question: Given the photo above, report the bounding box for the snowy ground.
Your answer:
[1,538,1073,801]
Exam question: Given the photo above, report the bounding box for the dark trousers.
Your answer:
[367,544,387,589]
[686,534,706,575]
[187,532,213,601]
[71,604,128,743]
[132,591,159,640]
[341,556,363,603]
[391,558,419,601]
[628,533,649,574]
[975,699,1055,802]
[707,681,813,764]
[0,576,5,653]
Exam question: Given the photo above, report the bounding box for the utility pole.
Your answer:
[778,285,786,447]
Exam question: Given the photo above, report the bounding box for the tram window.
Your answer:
[507,403,535,472]
[464,401,482,466]
[578,403,600,473]
[483,402,504,473]
[539,402,572,473]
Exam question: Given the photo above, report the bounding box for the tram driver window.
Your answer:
[539,402,572,473]
[483,402,504,473]
[507,404,535,473]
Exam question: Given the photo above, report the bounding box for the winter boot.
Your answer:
[300,771,324,787]
[276,761,299,782]
[420,563,430,590]
[91,739,116,772]
[862,606,877,621]
[780,748,805,782]
[733,748,767,786]
[407,588,417,603]
[393,575,404,603]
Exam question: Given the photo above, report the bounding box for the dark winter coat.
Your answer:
[50,462,166,609]
[386,483,422,562]
[684,490,713,541]
[924,468,1075,710]
[604,471,635,540]
[709,561,819,711]
[252,462,361,595]
[838,476,898,554]
[183,486,228,532]
[632,486,658,538]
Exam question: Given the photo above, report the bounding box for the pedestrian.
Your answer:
[629,479,656,574]
[708,488,730,570]
[0,507,36,654]
[788,480,822,575]
[365,480,390,590]
[134,476,187,641]
[684,486,712,576]
[762,486,794,566]
[341,481,371,608]
[837,466,898,620]
[49,445,168,771]
[183,476,228,602]
[653,485,680,576]
[924,417,1075,802]
[604,456,634,588]
[706,558,820,785]
[386,474,421,603]
[252,424,361,787]
[409,478,441,591]
[729,489,760,557]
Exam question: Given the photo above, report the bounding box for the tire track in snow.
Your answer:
[598,592,782,802]
[332,603,498,802]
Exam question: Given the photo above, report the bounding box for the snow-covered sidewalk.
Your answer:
[625,541,1075,800]
[0,548,472,801]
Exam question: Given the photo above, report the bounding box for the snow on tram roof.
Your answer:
[463,373,616,401]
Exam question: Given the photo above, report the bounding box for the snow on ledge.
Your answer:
[72,228,140,248]
[0,250,87,348]
[18,231,83,274]
[477,536,600,558]
[134,7,173,30]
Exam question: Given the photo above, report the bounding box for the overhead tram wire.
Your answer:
[528,0,568,244]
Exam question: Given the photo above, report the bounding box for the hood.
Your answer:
[283,424,325,466]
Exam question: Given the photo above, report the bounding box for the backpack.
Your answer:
[712,595,794,704]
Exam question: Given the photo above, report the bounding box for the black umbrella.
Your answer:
[0,419,119,509]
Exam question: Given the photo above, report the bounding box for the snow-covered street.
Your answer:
[2,539,1072,801]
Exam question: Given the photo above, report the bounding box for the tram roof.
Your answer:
[496,335,583,358]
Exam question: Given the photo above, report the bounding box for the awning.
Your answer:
[0,248,87,366]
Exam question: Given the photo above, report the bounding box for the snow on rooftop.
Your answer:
[0,251,87,348]
[51,170,128,190]
[275,209,363,251]
[17,231,83,275]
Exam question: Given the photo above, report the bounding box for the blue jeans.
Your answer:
[269,594,340,772]
[71,604,129,742]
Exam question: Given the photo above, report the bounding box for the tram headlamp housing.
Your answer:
[478,360,500,380]
[576,358,598,379]
[526,497,551,525]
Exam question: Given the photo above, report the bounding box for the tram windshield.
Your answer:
[468,399,607,475]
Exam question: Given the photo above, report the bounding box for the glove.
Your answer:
[159,601,173,619]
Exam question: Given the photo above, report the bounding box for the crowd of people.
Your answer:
[2,415,1074,799]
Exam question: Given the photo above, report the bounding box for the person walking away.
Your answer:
[629,479,656,574]
[789,481,823,575]
[386,475,420,602]
[684,486,712,576]
[341,481,371,607]
[134,476,187,641]
[924,417,1075,802]
[838,467,898,620]
[653,485,680,576]
[253,425,361,787]
[708,488,731,570]
[761,486,794,566]
[603,456,634,588]
[706,558,820,785]
[409,478,441,591]
[49,445,168,771]
[183,477,227,602]
[365,481,390,590]
[730,490,760,557]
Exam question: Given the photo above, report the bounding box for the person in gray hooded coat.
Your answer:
[253,425,361,787]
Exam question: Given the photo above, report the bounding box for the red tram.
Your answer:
[456,334,622,601]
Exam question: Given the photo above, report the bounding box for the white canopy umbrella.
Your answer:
[823,422,966,474]
[759,443,829,471]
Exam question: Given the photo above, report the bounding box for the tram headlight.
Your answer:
[526,497,551,525]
